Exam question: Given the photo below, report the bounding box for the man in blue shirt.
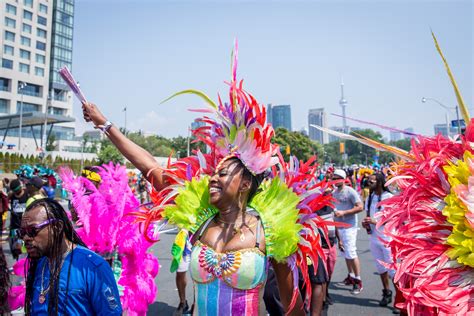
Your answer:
[20,198,122,315]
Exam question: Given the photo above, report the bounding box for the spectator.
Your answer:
[362,173,395,308]
[8,179,29,260]
[25,176,46,207]
[21,198,122,315]
[316,202,339,307]
[331,169,364,295]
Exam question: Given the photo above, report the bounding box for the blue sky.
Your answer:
[72,0,473,139]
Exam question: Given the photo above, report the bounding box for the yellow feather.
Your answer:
[431,31,470,123]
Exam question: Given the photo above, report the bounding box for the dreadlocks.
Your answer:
[0,246,10,314]
[367,172,390,212]
[24,198,86,316]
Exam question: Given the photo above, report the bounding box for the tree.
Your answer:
[170,136,188,157]
[272,128,324,162]
[323,129,385,166]
[97,144,124,164]
[390,138,412,151]
[46,134,57,151]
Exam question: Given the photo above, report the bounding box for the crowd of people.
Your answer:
[1,38,473,316]
[0,161,400,316]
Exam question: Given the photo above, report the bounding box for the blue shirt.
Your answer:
[31,245,122,315]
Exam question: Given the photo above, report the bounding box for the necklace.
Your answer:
[38,261,50,304]
[214,217,257,242]
[38,246,73,304]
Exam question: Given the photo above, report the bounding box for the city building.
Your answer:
[308,108,328,144]
[328,126,345,143]
[0,0,77,155]
[390,128,402,142]
[267,104,292,131]
[191,118,205,131]
[404,127,415,139]
[433,123,457,138]
[327,125,360,143]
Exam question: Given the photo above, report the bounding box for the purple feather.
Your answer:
[331,113,420,136]
[186,163,193,181]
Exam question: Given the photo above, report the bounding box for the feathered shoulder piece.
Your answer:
[161,40,279,175]
[162,176,218,233]
[244,155,339,311]
[249,176,301,261]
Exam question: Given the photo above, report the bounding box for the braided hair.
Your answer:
[0,246,10,314]
[24,198,87,315]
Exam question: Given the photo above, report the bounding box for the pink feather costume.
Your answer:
[59,162,159,316]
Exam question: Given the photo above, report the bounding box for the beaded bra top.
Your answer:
[190,214,267,290]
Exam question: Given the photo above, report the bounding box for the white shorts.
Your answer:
[339,226,358,259]
[369,238,395,277]
[176,252,191,273]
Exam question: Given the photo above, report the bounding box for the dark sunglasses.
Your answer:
[19,219,57,238]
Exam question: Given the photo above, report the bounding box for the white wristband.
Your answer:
[98,121,113,133]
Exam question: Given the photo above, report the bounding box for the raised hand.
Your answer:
[82,102,107,127]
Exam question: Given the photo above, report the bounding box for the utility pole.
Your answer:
[18,81,27,152]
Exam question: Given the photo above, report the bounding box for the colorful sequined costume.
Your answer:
[131,42,334,315]
[312,33,474,315]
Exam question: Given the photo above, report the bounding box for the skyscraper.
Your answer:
[267,104,291,131]
[404,127,415,139]
[308,108,328,144]
[328,126,345,143]
[390,128,402,142]
[434,123,456,138]
[0,0,76,153]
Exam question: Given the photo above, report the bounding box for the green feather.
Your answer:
[160,89,217,109]
[163,177,217,233]
[250,177,301,262]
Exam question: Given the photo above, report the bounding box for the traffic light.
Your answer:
[339,142,345,154]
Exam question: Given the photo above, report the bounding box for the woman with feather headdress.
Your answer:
[78,43,333,315]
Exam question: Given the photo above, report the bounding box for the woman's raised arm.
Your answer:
[82,102,165,191]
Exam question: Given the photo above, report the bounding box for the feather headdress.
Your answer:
[162,40,279,175]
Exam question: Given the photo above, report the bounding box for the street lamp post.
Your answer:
[42,92,52,154]
[422,97,461,136]
[360,152,368,166]
[18,81,27,152]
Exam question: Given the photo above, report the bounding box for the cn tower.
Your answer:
[339,77,348,133]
